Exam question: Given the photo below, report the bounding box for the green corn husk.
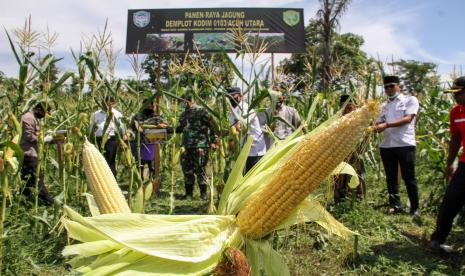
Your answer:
[63,102,378,275]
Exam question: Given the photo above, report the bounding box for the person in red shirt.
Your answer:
[430,76,465,253]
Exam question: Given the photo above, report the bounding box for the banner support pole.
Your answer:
[271,53,275,87]
[153,54,162,194]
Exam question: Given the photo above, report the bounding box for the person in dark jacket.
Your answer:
[130,98,167,177]
[20,101,54,205]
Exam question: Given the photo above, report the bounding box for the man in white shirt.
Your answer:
[227,87,267,174]
[375,76,420,215]
[89,96,127,176]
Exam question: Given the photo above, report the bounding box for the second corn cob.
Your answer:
[82,140,131,214]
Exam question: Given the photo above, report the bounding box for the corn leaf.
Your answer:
[63,240,122,258]
[63,219,107,243]
[217,136,253,215]
[23,53,54,79]
[63,207,238,263]
[304,92,323,125]
[63,207,242,275]
[224,168,275,216]
[331,162,360,188]
[275,197,356,239]
[77,248,144,275]
[245,239,290,276]
[4,28,21,65]
[132,184,144,213]
[83,193,101,217]
[67,255,95,269]
[50,72,74,94]
[245,240,260,276]
[221,50,249,87]
[144,182,153,201]
[110,252,221,276]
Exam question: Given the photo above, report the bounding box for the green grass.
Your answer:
[274,163,465,276]
[3,159,465,275]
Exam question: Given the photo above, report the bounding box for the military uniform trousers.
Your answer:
[181,147,209,197]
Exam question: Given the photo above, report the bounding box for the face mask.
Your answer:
[33,107,46,119]
[276,101,283,109]
[388,92,399,100]
[180,102,187,109]
[142,109,153,116]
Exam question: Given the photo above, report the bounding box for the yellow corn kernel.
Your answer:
[82,140,131,214]
[237,102,378,239]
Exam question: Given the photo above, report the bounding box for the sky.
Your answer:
[1,0,464,81]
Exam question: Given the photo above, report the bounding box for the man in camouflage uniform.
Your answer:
[177,93,217,200]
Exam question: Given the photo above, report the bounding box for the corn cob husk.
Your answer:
[236,101,378,239]
[0,135,19,173]
[4,135,19,161]
[64,142,74,156]
[82,140,131,214]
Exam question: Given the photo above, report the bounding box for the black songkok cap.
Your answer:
[383,75,400,85]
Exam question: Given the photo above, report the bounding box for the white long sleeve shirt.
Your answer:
[229,101,267,157]
[90,108,125,137]
[376,94,419,148]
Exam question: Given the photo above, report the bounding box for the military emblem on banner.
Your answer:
[133,11,151,28]
[283,10,300,27]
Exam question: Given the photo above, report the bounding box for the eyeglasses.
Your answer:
[384,84,396,89]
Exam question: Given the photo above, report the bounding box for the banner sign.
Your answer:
[126,8,305,54]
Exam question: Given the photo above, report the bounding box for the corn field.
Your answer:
[0,18,462,275]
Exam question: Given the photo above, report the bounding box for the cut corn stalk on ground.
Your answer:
[63,101,378,275]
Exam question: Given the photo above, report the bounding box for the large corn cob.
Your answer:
[237,101,378,239]
[82,140,131,214]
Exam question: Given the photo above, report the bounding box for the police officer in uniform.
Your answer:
[177,93,217,200]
